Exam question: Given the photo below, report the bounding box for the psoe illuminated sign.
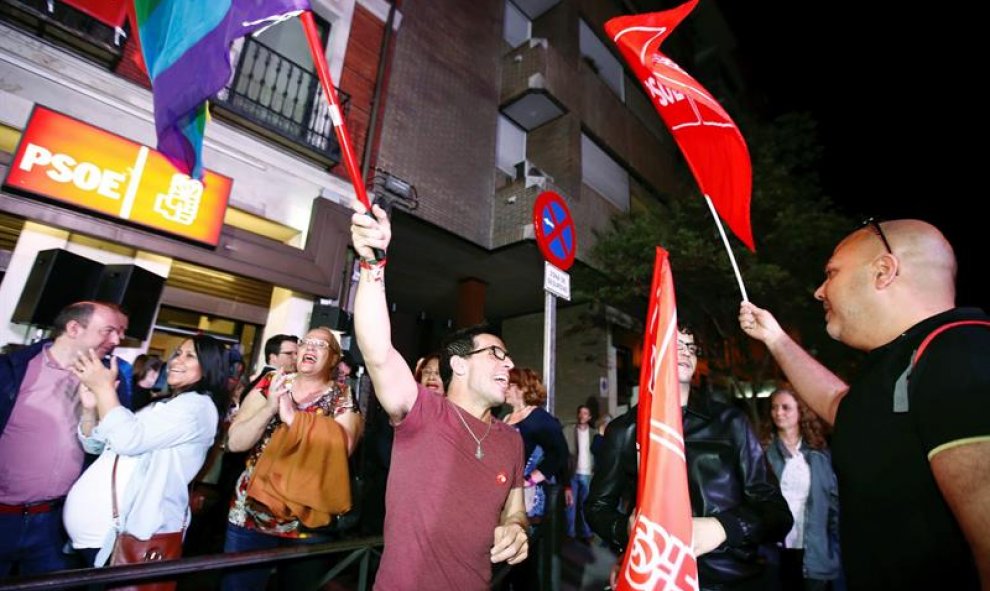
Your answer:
[3,105,232,246]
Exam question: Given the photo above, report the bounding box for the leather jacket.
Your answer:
[586,393,793,589]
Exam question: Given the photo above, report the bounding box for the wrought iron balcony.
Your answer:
[1,0,124,68]
[212,36,345,167]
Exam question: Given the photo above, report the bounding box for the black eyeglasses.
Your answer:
[676,341,702,356]
[862,217,894,255]
[462,345,510,361]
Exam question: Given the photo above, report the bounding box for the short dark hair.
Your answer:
[439,324,493,389]
[171,334,229,415]
[264,334,298,363]
[51,301,124,339]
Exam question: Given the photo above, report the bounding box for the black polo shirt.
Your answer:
[831,307,990,590]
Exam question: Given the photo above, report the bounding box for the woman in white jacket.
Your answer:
[64,335,228,570]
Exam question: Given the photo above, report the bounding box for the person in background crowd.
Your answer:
[244,334,298,394]
[221,327,362,591]
[414,352,444,395]
[587,326,792,591]
[130,354,163,412]
[500,367,568,590]
[762,388,842,590]
[0,301,129,576]
[739,219,990,589]
[336,353,355,394]
[565,404,595,545]
[351,200,528,590]
[63,334,227,572]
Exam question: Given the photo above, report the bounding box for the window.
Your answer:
[503,1,531,48]
[579,19,624,101]
[581,134,629,210]
[496,115,527,175]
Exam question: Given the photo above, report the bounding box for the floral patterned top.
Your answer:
[226,372,357,538]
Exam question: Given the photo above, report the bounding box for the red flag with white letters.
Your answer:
[617,247,698,591]
[605,1,754,250]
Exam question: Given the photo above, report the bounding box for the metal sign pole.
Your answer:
[543,291,556,416]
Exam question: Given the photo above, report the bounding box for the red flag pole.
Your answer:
[300,10,372,212]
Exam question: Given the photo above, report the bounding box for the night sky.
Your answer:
[716,2,986,310]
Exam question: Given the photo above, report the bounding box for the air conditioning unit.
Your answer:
[513,160,552,189]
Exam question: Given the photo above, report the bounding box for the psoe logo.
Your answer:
[642,74,685,108]
[154,174,204,226]
[17,142,130,200]
[622,515,698,591]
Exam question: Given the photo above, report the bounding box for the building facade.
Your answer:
[373,0,744,420]
[0,0,396,368]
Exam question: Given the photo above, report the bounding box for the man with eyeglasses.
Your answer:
[245,334,298,394]
[350,201,528,590]
[586,326,792,590]
[739,219,990,590]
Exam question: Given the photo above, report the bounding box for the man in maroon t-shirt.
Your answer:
[351,201,529,590]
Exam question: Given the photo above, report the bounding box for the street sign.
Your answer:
[533,190,577,271]
[544,262,571,301]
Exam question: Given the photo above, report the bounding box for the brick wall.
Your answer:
[340,4,384,180]
[376,0,503,247]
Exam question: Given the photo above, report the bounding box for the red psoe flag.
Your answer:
[617,247,698,591]
[605,1,754,250]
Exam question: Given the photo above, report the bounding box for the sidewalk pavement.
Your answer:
[559,535,619,591]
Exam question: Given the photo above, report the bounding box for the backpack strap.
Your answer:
[892,320,990,413]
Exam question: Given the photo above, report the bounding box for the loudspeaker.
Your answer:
[96,265,166,341]
[310,304,351,332]
[311,304,363,363]
[12,249,103,328]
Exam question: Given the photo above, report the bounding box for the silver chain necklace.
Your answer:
[452,403,493,460]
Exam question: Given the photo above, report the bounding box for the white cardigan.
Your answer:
[78,392,218,565]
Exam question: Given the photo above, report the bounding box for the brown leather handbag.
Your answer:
[108,456,185,591]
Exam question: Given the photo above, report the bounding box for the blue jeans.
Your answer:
[565,473,592,538]
[0,507,73,576]
[221,522,334,591]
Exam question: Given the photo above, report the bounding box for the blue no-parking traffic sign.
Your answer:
[532,191,576,271]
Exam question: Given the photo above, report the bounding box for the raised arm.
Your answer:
[739,301,848,424]
[351,201,417,423]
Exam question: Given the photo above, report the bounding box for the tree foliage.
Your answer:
[585,112,861,395]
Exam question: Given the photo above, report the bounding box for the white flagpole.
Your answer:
[704,195,748,302]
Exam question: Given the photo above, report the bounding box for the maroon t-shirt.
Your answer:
[374,386,523,591]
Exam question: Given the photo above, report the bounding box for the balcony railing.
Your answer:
[0,0,124,67]
[212,36,345,167]
[3,2,345,168]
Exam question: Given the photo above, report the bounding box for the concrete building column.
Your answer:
[455,277,487,328]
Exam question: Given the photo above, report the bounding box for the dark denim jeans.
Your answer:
[220,522,334,591]
[0,507,73,576]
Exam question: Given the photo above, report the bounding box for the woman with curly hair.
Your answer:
[501,367,567,590]
[763,387,843,590]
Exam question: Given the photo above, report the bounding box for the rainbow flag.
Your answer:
[133,0,310,178]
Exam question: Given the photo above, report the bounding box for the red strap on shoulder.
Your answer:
[912,320,990,366]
